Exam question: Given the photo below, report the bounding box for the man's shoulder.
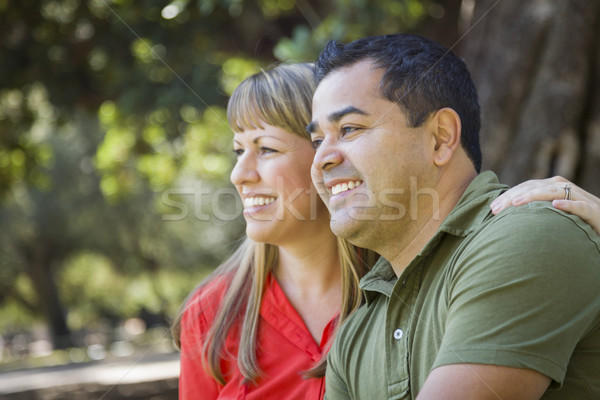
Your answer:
[482,201,600,239]
[450,200,600,290]
[474,200,600,255]
[433,201,600,391]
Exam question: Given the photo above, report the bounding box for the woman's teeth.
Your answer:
[244,197,276,207]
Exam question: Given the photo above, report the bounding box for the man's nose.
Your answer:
[312,138,344,172]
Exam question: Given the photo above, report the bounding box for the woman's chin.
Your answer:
[245,224,275,244]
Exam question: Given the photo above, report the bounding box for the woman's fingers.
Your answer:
[552,198,600,234]
[491,177,569,215]
[490,176,600,236]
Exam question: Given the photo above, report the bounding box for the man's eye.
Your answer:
[311,138,323,149]
[341,126,358,135]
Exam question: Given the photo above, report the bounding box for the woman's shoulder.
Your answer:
[181,272,235,325]
[197,272,235,300]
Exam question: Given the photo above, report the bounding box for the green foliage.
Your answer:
[55,252,210,329]
[220,57,263,95]
[0,275,38,331]
[274,0,436,61]
[0,110,240,343]
[0,0,450,349]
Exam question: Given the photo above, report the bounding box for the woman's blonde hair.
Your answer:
[172,63,378,384]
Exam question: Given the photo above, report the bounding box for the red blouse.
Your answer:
[179,273,336,400]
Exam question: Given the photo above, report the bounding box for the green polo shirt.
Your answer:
[325,171,600,400]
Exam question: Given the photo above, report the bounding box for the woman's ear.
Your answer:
[432,108,461,167]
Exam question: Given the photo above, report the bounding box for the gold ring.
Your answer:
[563,183,572,200]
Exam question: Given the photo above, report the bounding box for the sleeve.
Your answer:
[179,292,221,400]
[324,337,351,400]
[434,205,600,386]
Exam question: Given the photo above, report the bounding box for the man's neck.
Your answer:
[384,169,477,277]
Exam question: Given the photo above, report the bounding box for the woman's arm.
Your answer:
[490,176,600,235]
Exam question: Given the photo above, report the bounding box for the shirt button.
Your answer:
[393,328,404,340]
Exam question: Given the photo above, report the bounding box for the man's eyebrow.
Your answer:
[307,106,369,135]
[328,106,369,123]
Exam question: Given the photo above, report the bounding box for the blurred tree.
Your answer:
[1,0,449,349]
[0,109,242,348]
[1,0,451,197]
[461,0,600,195]
[2,0,596,351]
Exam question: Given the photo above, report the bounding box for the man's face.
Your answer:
[309,60,435,250]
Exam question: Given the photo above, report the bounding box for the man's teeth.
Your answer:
[244,197,275,207]
[331,181,363,195]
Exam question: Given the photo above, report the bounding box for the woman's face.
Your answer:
[230,124,329,245]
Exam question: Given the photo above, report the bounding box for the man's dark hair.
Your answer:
[314,33,482,172]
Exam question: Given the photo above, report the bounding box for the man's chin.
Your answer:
[330,217,365,246]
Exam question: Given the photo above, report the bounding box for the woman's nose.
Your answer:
[230,150,260,186]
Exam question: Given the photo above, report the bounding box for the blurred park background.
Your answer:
[1,0,599,398]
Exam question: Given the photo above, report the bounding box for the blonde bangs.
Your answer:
[227,64,315,139]
[227,82,267,132]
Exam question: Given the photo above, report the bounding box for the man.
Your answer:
[308,34,600,399]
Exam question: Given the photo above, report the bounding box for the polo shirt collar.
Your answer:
[360,171,508,302]
[438,170,507,237]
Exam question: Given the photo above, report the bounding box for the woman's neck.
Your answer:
[273,230,342,343]
[274,228,341,297]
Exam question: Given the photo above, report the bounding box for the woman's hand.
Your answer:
[490,176,600,235]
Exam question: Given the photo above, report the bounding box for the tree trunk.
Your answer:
[460,0,600,195]
[25,244,72,349]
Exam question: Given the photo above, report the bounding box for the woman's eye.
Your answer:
[233,149,244,157]
[311,138,323,149]
[259,146,277,154]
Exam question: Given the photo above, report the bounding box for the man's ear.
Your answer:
[431,108,461,167]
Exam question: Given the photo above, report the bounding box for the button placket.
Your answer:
[385,279,412,399]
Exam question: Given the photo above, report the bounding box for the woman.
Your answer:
[173,63,600,399]
[174,63,377,399]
